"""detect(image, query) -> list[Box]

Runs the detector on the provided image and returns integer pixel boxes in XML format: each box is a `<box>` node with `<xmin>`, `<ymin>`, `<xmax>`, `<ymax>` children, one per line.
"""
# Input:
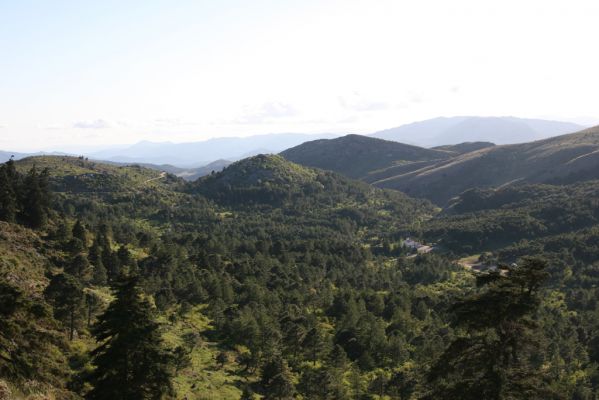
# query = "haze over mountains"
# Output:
<box><xmin>88</xmin><ymin>133</ymin><xmax>340</xmax><ymax>167</ymax></box>
<box><xmin>0</xmin><ymin>116</ymin><xmax>591</xmax><ymax>185</ymax></box>
<box><xmin>370</xmin><ymin>116</ymin><xmax>584</xmax><ymax>147</ymax></box>
<box><xmin>1</xmin><ymin>117</ymin><xmax>586</xmax><ymax>168</ymax></box>
<box><xmin>4</xmin><ymin>121</ymin><xmax>599</xmax><ymax>399</ymax></box>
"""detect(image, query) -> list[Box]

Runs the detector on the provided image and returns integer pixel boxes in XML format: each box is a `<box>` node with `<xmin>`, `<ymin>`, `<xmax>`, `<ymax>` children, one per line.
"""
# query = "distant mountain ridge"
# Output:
<box><xmin>370</xmin><ymin>116</ymin><xmax>584</xmax><ymax>147</ymax></box>
<box><xmin>89</xmin><ymin>133</ymin><xmax>339</xmax><ymax>167</ymax></box>
<box><xmin>0</xmin><ymin>150</ymin><xmax>70</xmax><ymax>163</ymax></box>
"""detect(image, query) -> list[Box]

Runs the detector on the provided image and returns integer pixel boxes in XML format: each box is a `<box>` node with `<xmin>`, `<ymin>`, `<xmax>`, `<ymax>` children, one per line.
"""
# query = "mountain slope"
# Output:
<box><xmin>374</xmin><ymin>126</ymin><xmax>599</xmax><ymax>204</ymax></box>
<box><xmin>432</xmin><ymin>141</ymin><xmax>495</xmax><ymax>155</ymax></box>
<box><xmin>370</xmin><ymin>116</ymin><xmax>584</xmax><ymax>147</ymax></box>
<box><xmin>16</xmin><ymin>156</ymin><xmax>180</xmax><ymax>193</ymax></box>
<box><xmin>423</xmin><ymin>181</ymin><xmax>599</xmax><ymax>252</ymax></box>
<box><xmin>280</xmin><ymin>134</ymin><xmax>450</xmax><ymax>179</ymax></box>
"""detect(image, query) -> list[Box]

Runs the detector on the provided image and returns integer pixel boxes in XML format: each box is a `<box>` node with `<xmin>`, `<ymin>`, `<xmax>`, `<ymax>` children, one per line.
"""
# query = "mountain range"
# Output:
<box><xmin>370</xmin><ymin>116</ymin><xmax>583</xmax><ymax>146</ymax></box>
<box><xmin>281</xmin><ymin>125</ymin><xmax>599</xmax><ymax>205</ymax></box>
<box><xmin>2</xmin><ymin>117</ymin><xmax>586</xmax><ymax>169</ymax></box>
<box><xmin>87</xmin><ymin>133</ymin><xmax>339</xmax><ymax>167</ymax></box>
<box><xmin>4</xmin><ymin>128</ymin><xmax>599</xmax><ymax>398</ymax></box>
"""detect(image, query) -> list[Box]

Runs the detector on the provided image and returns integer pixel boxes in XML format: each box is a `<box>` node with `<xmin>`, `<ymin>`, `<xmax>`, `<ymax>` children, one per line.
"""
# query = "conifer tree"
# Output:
<box><xmin>66</xmin><ymin>253</ymin><xmax>92</xmax><ymax>283</ymax></box>
<box><xmin>102</xmin><ymin>246</ymin><xmax>121</xmax><ymax>280</ymax></box>
<box><xmin>72</xmin><ymin>219</ymin><xmax>87</xmax><ymax>244</ymax></box>
<box><xmin>44</xmin><ymin>273</ymin><xmax>85</xmax><ymax>341</ymax></box>
<box><xmin>423</xmin><ymin>258</ymin><xmax>557</xmax><ymax>400</ymax></box>
<box><xmin>92</xmin><ymin>260</ymin><xmax>108</xmax><ymax>286</ymax></box>
<box><xmin>117</xmin><ymin>244</ymin><xmax>132</xmax><ymax>267</ymax></box>
<box><xmin>0</xmin><ymin>161</ymin><xmax>17</xmax><ymax>222</ymax></box>
<box><xmin>86</xmin><ymin>274</ymin><xmax>174</xmax><ymax>400</ymax></box>
<box><xmin>21</xmin><ymin>165</ymin><xmax>50</xmax><ymax>228</ymax></box>
<box><xmin>0</xmin><ymin>279</ymin><xmax>67</xmax><ymax>385</ymax></box>
<box><xmin>260</xmin><ymin>356</ymin><xmax>296</xmax><ymax>400</ymax></box>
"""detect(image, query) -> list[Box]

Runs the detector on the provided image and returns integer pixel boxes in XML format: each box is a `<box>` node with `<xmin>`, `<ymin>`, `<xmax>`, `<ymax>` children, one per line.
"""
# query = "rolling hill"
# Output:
<box><xmin>374</xmin><ymin>125</ymin><xmax>599</xmax><ymax>205</ymax></box>
<box><xmin>15</xmin><ymin>156</ymin><xmax>180</xmax><ymax>193</ymax></box>
<box><xmin>191</xmin><ymin>153</ymin><xmax>434</xmax><ymax>222</ymax></box>
<box><xmin>280</xmin><ymin>134</ymin><xmax>450</xmax><ymax>179</ymax></box>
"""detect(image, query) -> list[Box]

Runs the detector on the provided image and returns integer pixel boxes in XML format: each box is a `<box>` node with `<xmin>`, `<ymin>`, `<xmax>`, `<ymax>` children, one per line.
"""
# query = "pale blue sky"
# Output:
<box><xmin>1</xmin><ymin>0</ymin><xmax>598</xmax><ymax>151</ymax></box>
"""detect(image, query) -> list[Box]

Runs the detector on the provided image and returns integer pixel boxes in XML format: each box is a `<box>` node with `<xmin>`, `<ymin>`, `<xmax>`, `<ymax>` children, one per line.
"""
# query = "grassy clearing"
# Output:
<box><xmin>161</xmin><ymin>305</ymin><xmax>248</xmax><ymax>400</ymax></box>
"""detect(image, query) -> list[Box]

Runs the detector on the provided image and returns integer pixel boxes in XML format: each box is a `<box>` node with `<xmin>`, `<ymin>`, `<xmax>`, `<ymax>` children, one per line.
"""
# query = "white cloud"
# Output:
<box><xmin>338</xmin><ymin>93</ymin><xmax>389</xmax><ymax>112</ymax></box>
<box><xmin>153</xmin><ymin>118</ymin><xmax>200</xmax><ymax>128</ymax></box>
<box><xmin>234</xmin><ymin>102</ymin><xmax>298</xmax><ymax>124</ymax></box>
<box><xmin>73</xmin><ymin>119</ymin><xmax>111</xmax><ymax>129</ymax></box>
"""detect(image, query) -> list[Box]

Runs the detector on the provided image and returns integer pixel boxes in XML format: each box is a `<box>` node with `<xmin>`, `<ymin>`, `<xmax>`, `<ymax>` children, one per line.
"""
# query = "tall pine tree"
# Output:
<box><xmin>0</xmin><ymin>160</ymin><xmax>18</xmax><ymax>222</ymax></box>
<box><xmin>44</xmin><ymin>273</ymin><xmax>85</xmax><ymax>341</ymax></box>
<box><xmin>86</xmin><ymin>274</ymin><xmax>173</xmax><ymax>400</ymax></box>
<box><xmin>21</xmin><ymin>165</ymin><xmax>50</xmax><ymax>229</ymax></box>
<box><xmin>423</xmin><ymin>258</ymin><xmax>559</xmax><ymax>400</ymax></box>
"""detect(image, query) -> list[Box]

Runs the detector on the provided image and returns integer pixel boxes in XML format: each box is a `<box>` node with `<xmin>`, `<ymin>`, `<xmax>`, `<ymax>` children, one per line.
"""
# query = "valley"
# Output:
<box><xmin>1</xmin><ymin>126</ymin><xmax>599</xmax><ymax>399</ymax></box>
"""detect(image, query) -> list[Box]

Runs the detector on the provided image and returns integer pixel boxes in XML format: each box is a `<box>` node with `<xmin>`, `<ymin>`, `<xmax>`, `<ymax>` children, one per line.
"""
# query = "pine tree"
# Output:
<box><xmin>21</xmin><ymin>165</ymin><xmax>49</xmax><ymax>229</ymax></box>
<box><xmin>66</xmin><ymin>253</ymin><xmax>92</xmax><ymax>283</ymax></box>
<box><xmin>52</xmin><ymin>219</ymin><xmax>72</xmax><ymax>243</ymax></box>
<box><xmin>260</xmin><ymin>356</ymin><xmax>296</xmax><ymax>400</ymax></box>
<box><xmin>0</xmin><ymin>279</ymin><xmax>68</xmax><ymax>385</ymax></box>
<box><xmin>117</xmin><ymin>244</ymin><xmax>132</xmax><ymax>267</ymax></box>
<box><xmin>423</xmin><ymin>258</ymin><xmax>557</xmax><ymax>400</ymax></box>
<box><xmin>89</xmin><ymin>239</ymin><xmax>108</xmax><ymax>286</ymax></box>
<box><xmin>102</xmin><ymin>247</ymin><xmax>121</xmax><ymax>280</ymax></box>
<box><xmin>44</xmin><ymin>273</ymin><xmax>85</xmax><ymax>341</ymax></box>
<box><xmin>86</xmin><ymin>274</ymin><xmax>174</xmax><ymax>400</ymax></box>
<box><xmin>72</xmin><ymin>219</ymin><xmax>87</xmax><ymax>244</ymax></box>
<box><xmin>92</xmin><ymin>260</ymin><xmax>108</xmax><ymax>286</ymax></box>
<box><xmin>0</xmin><ymin>161</ymin><xmax>17</xmax><ymax>222</ymax></box>
<box><xmin>85</xmin><ymin>291</ymin><xmax>103</xmax><ymax>328</ymax></box>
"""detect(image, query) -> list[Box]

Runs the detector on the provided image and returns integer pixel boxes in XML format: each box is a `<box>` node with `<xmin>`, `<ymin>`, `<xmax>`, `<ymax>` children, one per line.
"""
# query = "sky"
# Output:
<box><xmin>1</xmin><ymin>0</ymin><xmax>599</xmax><ymax>152</ymax></box>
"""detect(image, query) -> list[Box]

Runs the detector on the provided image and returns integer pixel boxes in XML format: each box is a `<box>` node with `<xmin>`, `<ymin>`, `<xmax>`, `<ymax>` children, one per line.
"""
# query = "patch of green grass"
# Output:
<box><xmin>161</xmin><ymin>305</ymin><xmax>248</xmax><ymax>400</ymax></box>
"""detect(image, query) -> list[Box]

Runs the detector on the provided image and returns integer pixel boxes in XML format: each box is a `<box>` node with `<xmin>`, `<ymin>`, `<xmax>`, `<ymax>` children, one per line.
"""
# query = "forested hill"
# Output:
<box><xmin>1</xmin><ymin>155</ymin><xmax>598</xmax><ymax>399</ymax></box>
<box><xmin>424</xmin><ymin>180</ymin><xmax>599</xmax><ymax>253</ymax></box>
<box><xmin>0</xmin><ymin>155</ymin><xmax>440</xmax><ymax>398</ymax></box>
<box><xmin>190</xmin><ymin>154</ymin><xmax>434</xmax><ymax>224</ymax></box>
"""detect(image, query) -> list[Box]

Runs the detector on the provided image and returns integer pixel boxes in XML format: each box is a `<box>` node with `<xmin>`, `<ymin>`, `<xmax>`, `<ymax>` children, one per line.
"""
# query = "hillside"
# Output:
<box><xmin>280</xmin><ymin>134</ymin><xmax>449</xmax><ymax>179</ymax></box>
<box><xmin>423</xmin><ymin>181</ymin><xmax>599</xmax><ymax>252</ymax></box>
<box><xmin>191</xmin><ymin>154</ymin><xmax>434</xmax><ymax>228</ymax></box>
<box><xmin>370</xmin><ymin>116</ymin><xmax>584</xmax><ymax>146</ymax></box>
<box><xmin>0</xmin><ymin>222</ymin><xmax>72</xmax><ymax>398</ymax></box>
<box><xmin>432</xmin><ymin>141</ymin><xmax>495</xmax><ymax>155</ymax></box>
<box><xmin>16</xmin><ymin>156</ymin><xmax>180</xmax><ymax>193</ymax></box>
<box><xmin>374</xmin><ymin>126</ymin><xmax>599</xmax><ymax>205</ymax></box>
<box><xmin>1</xmin><ymin>154</ymin><xmax>598</xmax><ymax>397</ymax></box>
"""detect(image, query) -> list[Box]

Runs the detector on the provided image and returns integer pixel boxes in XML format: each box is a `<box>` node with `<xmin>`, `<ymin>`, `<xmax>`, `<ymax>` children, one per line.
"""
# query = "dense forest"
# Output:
<box><xmin>1</xmin><ymin>155</ymin><xmax>598</xmax><ymax>399</ymax></box>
